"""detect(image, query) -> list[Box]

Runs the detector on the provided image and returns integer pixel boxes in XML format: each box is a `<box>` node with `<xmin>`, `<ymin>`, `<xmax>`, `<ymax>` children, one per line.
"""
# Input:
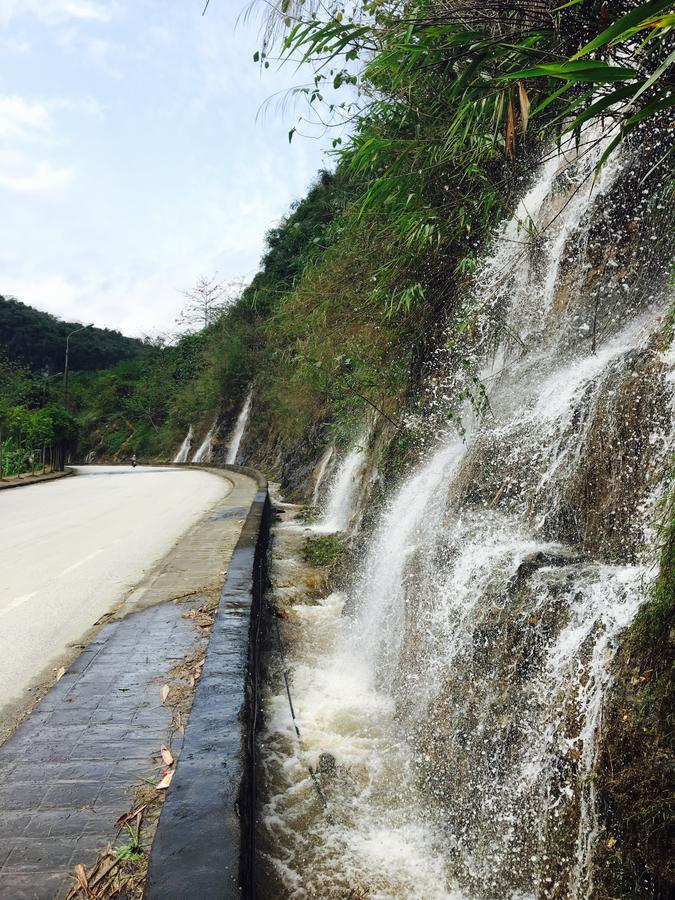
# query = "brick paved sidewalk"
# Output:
<box><xmin>0</xmin><ymin>600</ymin><xmax>199</xmax><ymax>899</ymax></box>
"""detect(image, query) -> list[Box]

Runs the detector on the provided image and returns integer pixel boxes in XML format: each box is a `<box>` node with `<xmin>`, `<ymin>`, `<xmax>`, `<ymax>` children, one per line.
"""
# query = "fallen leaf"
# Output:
<box><xmin>56</xmin><ymin>666</ymin><xmax>66</xmax><ymax>681</ymax></box>
<box><xmin>156</xmin><ymin>768</ymin><xmax>175</xmax><ymax>790</ymax></box>
<box><xmin>115</xmin><ymin>804</ymin><xmax>147</xmax><ymax>828</ymax></box>
<box><xmin>73</xmin><ymin>863</ymin><xmax>89</xmax><ymax>892</ymax></box>
<box><xmin>160</xmin><ymin>683</ymin><xmax>170</xmax><ymax>704</ymax></box>
<box><xmin>160</xmin><ymin>745</ymin><xmax>174</xmax><ymax>766</ymax></box>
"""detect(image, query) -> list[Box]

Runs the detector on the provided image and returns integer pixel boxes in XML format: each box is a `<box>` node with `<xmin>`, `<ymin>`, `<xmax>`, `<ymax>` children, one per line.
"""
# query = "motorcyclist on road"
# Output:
<box><xmin>131</xmin><ymin>453</ymin><xmax>137</xmax><ymax>468</ymax></box>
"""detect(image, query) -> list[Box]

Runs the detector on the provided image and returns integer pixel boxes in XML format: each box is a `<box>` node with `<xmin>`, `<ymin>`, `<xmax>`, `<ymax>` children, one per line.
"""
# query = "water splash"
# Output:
<box><xmin>226</xmin><ymin>389</ymin><xmax>252</xmax><ymax>465</ymax></box>
<box><xmin>172</xmin><ymin>425</ymin><xmax>193</xmax><ymax>463</ymax></box>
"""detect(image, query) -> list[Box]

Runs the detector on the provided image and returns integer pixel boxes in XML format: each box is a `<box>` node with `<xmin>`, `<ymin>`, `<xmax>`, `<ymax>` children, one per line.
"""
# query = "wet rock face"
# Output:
<box><xmin>592</xmin><ymin>510</ymin><xmax>675</xmax><ymax>900</ymax></box>
<box><xmin>545</xmin><ymin>350</ymin><xmax>670</xmax><ymax>560</ymax></box>
<box><xmin>405</xmin><ymin>550</ymin><xmax>589</xmax><ymax>899</ymax></box>
<box><xmin>238</xmin><ymin>414</ymin><xmax>330</xmax><ymax>500</ymax></box>
<box><xmin>448</xmin><ymin>348</ymin><xmax>670</xmax><ymax>565</ymax></box>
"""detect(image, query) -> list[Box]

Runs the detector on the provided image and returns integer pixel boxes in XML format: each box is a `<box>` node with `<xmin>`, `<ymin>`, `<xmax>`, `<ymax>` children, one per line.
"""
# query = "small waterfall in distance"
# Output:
<box><xmin>311</xmin><ymin>445</ymin><xmax>334</xmax><ymax>507</ymax></box>
<box><xmin>192</xmin><ymin>418</ymin><xmax>217</xmax><ymax>464</ymax></box>
<box><xmin>226</xmin><ymin>389</ymin><xmax>252</xmax><ymax>465</ymax></box>
<box><xmin>315</xmin><ymin>438</ymin><xmax>366</xmax><ymax>532</ymax></box>
<box><xmin>172</xmin><ymin>425</ymin><xmax>193</xmax><ymax>464</ymax></box>
<box><xmin>257</xmin><ymin>130</ymin><xmax>674</xmax><ymax>898</ymax></box>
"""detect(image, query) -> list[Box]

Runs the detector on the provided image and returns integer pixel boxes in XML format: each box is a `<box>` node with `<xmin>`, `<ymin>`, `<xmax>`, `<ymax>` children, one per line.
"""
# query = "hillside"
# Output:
<box><xmin>0</xmin><ymin>295</ymin><xmax>146</xmax><ymax>373</ymax></box>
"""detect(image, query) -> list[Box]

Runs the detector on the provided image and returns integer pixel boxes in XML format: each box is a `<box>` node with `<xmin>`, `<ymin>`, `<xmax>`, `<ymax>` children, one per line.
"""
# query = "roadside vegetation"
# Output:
<box><xmin>2</xmin><ymin>2</ymin><xmax>671</xmax><ymax>473</ymax></box>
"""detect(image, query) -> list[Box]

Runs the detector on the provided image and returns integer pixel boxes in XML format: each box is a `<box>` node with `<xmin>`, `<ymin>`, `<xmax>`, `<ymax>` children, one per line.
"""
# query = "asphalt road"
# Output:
<box><xmin>0</xmin><ymin>465</ymin><xmax>230</xmax><ymax>731</ymax></box>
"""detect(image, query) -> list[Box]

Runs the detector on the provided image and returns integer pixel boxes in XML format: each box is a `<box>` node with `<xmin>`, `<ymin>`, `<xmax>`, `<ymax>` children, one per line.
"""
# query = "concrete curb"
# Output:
<box><xmin>0</xmin><ymin>466</ymin><xmax>74</xmax><ymax>490</ymax></box>
<box><xmin>145</xmin><ymin>464</ymin><xmax>270</xmax><ymax>900</ymax></box>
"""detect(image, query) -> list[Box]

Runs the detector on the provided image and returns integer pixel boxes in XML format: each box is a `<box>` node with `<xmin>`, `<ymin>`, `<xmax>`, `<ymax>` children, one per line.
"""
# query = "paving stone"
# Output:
<box><xmin>0</xmin><ymin>871</ymin><xmax>68</xmax><ymax>900</ymax></box>
<box><xmin>23</xmin><ymin>810</ymin><xmax>104</xmax><ymax>837</ymax></box>
<box><xmin>0</xmin><ymin>784</ymin><xmax>46</xmax><ymax>809</ymax></box>
<box><xmin>41</xmin><ymin>781</ymin><xmax>101</xmax><ymax>809</ymax></box>
<box><xmin>0</xmin><ymin>813</ymin><xmax>31</xmax><ymax>838</ymax></box>
<box><xmin>3</xmin><ymin>839</ymin><xmax>75</xmax><ymax>873</ymax></box>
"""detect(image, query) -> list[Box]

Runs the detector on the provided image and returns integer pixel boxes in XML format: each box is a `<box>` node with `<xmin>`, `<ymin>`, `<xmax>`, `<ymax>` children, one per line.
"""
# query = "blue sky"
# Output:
<box><xmin>0</xmin><ymin>0</ymin><xmax>333</xmax><ymax>336</ymax></box>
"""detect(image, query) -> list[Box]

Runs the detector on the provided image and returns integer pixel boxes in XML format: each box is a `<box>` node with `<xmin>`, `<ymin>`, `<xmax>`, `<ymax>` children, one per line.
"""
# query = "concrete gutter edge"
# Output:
<box><xmin>145</xmin><ymin>463</ymin><xmax>270</xmax><ymax>900</ymax></box>
<box><xmin>0</xmin><ymin>466</ymin><xmax>75</xmax><ymax>490</ymax></box>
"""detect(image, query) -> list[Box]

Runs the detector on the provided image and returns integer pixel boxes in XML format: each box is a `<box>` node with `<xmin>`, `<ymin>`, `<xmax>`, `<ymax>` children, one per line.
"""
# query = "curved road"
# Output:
<box><xmin>0</xmin><ymin>465</ymin><xmax>230</xmax><ymax>731</ymax></box>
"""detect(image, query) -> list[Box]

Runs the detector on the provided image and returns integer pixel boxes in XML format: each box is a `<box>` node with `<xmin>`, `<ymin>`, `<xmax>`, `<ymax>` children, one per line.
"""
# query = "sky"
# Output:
<box><xmin>0</xmin><ymin>0</ymin><xmax>334</xmax><ymax>337</ymax></box>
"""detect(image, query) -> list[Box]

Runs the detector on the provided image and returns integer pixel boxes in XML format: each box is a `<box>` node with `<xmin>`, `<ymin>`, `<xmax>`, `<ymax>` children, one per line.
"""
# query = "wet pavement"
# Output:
<box><xmin>0</xmin><ymin>601</ymin><xmax>194</xmax><ymax>899</ymax></box>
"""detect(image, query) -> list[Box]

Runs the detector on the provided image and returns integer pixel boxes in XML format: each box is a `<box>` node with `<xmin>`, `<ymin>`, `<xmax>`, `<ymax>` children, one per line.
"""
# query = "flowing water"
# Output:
<box><xmin>172</xmin><ymin>425</ymin><xmax>193</xmax><ymax>463</ymax></box>
<box><xmin>312</xmin><ymin>445</ymin><xmax>334</xmax><ymax>507</ymax></box>
<box><xmin>226</xmin><ymin>389</ymin><xmax>253</xmax><ymax>464</ymax></box>
<box><xmin>315</xmin><ymin>439</ymin><xmax>367</xmax><ymax>532</ymax></box>
<box><xmin>192</xmin><ymin>418</ymin><xmax>218</xmax><ymax>464</ymax></box>
<box><xmin>257</xmin><ymin>134</ymin><xmax>673</xmax><ymax>899</ymax></box>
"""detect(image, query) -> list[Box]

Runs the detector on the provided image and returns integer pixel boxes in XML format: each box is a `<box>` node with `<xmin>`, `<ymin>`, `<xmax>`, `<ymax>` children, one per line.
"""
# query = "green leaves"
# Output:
<box><xmin>571</xmin><ymin>0</ymin><xmax>675</xmax><ymax>58</ymax></box>
<box><xmin>505</xmin><ymin>60</ymin><xmax>638</xmax><ymax>83</ymax></box>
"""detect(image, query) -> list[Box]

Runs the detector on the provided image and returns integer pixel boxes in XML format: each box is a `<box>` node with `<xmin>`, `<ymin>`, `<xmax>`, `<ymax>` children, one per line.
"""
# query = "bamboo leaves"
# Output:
<box><xmin>571</xmin><ymin>0</ymin><xmax>675</xmax><ymax>57</ymax></box>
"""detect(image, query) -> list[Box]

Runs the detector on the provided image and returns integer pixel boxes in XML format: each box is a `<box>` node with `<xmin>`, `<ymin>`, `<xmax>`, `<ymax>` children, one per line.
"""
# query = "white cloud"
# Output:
<box><xmin>83</xmin><ymin>37</ymin><xmax>124</xmax><ymax>79</ymax></box>
<box><xmin>0</xmin><ymin>96</ymin><xmax>51</xmax><ymax>140</ymax></box>
<box><xmin>0</xmin><ymin>94</ymin><xmax>103</xmax><ymax>140</ymax></box>
<box><xmin>52</xmin><ymin>95</ymin><xmax>104</xmax><ymax>117</ymax></box>
<box><xmin>3</xmin><ymin>268</ymin><xmax>190</xmax><ymax>338</ymax></box>
<box><xmin>0</xmin><ymin>150</ymin><xmax>73</xmax><ymax>194</ymax></box>
<box><xmin>0</xmin><ymin>0</ymin><xmax>113</xmax><ymax>26</ymax></box>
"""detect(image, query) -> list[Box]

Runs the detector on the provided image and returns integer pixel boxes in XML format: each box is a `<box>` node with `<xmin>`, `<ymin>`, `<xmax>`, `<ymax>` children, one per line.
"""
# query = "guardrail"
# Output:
<box><xmin>145</xmin><ymin>463</ymin><xmax>270</xmax><ymax>900</ymax></box>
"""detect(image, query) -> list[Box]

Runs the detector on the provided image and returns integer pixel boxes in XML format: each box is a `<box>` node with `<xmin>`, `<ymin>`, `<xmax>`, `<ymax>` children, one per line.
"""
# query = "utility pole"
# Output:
<box><xmin>63</xmin><ymin>324</ymin><xmax>92</xmax><ymax>412</ymax></box>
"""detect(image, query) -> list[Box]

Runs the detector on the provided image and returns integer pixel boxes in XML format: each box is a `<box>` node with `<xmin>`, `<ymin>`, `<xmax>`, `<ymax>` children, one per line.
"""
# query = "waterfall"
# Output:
<box><xmin>258</xmin><ymin>133</ymin><xmax>673</xmax><ymax>897</ymax></box>
<box><xmin>192</xmin><ymin>418</ymin><xmax>217</xmax><ymax>464</ymax></box>
<box><xmin>316</xmin><ymin>439</ymin><xmax>366</xmax><ymax>532</ymax></box>
<box><xmin>312</xmin><ymin>445</ymin><xmax>334</xmax><ymax>506</ymax></box>
<box><xmin>172</xmin><ymin>425</ymin><xmax>193</xmax><ymax>464</ymax></box>
<box><xmin>225</xmin><ymin>389</ymin><xmax>252</xmax><ymax>465</ymax></box>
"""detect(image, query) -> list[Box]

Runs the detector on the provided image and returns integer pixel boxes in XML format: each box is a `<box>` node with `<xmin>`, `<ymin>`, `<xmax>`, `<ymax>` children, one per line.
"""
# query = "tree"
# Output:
<box><xmin>176</xmin><ymin>276</ymin><xmax>246</xmax><ymax>332</ymax></box>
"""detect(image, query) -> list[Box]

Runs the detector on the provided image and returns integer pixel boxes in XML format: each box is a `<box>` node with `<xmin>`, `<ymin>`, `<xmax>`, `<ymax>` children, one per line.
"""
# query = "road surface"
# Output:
<box><xmin>0</xmin><ymin>465</ymin><xmax>230</xmax><ymax>733</ymax></box>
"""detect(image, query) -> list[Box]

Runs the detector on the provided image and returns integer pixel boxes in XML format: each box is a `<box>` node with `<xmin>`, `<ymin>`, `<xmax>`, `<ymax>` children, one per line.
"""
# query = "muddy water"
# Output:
<box><xmin>257</xmin><ymin>499</ymin><xmax>461</xmax><ymax>899</ymax></box>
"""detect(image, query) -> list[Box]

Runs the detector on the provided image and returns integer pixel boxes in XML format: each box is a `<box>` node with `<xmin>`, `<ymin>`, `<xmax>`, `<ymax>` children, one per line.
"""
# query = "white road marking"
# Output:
<box><xmin>1</xmin><ymin>591</ymin><xmax>38</xmax><ymax>616</ymax></box>
<box><xmin>57</xmin><ymin>549</ymin><xmax>105</xmax><ymax>577</ymax></box>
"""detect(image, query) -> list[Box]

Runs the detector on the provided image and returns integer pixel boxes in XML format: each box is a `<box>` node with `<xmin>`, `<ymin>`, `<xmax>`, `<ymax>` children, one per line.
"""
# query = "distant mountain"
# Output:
<box><xmin>0</xmin><ymin>295</ymin><xmax>146</xmax><ymax>372</ymax></box>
